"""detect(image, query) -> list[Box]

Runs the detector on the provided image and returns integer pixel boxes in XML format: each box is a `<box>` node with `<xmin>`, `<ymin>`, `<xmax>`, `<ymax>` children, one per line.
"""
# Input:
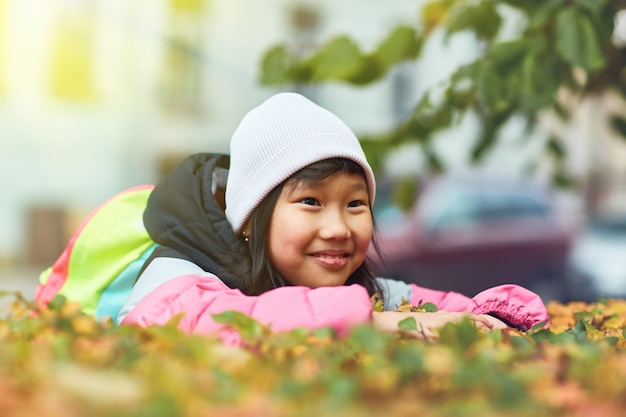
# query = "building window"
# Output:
<box><xmin>160</xmin><ymin>0</ymin><xmax>206</xmax><ymax>115</ymax></box>
<box><xmin>49</xmin><ymin>0</ymin><xmax>96</xmax><ymax>100</ymax></box>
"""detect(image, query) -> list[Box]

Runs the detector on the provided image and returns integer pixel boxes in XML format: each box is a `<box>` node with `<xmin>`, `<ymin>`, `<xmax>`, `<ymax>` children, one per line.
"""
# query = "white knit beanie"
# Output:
<box><xmin>225</xmin><ymin>92</ymin><xmax>376</xmax><ymax>233</ymax></box>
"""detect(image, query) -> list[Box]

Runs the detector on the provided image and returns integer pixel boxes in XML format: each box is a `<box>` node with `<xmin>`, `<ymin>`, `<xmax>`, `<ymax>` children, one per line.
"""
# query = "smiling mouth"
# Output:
<box><xmin>310</xmin><ymin>252</ymin><xmax>350</xmax><ymax>268</ymax></box>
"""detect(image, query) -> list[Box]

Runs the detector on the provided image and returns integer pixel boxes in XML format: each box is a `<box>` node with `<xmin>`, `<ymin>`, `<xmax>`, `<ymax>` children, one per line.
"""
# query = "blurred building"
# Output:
<box><xmin>0</xmin><ymin>0</ymin><xmax>624</xmax><ymax>267</ymax></box>
<box><xmin>0</xmin><ymin>0</ymin><xmax>430</xmax><ymax>266</ymax></box>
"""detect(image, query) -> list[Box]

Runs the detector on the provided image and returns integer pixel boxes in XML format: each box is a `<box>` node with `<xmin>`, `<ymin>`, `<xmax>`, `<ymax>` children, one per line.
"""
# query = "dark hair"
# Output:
<box><xmin>226</xmin><ymin>158</ymin><xmax>382</xmax><ymax>296</ymax></box>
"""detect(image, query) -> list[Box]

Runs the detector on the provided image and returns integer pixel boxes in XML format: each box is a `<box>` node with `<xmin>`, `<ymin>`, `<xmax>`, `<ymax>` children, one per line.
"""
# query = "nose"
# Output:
<box><xmin>318</xmin><ymin>208</ymin><xmax>351</xmax><ymax>240</ymax></box>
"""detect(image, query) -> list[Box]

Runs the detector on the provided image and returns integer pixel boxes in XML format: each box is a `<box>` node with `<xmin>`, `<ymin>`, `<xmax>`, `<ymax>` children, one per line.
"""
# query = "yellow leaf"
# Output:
<box><xmin>422</xmin><ymin>0</ymin><xmax>453</xmax><ymax>34</ymax></box>
<box><xmin>71</xmin><ymin>316</ymin><xmax>98</xmax><ymax>335</ymax></box>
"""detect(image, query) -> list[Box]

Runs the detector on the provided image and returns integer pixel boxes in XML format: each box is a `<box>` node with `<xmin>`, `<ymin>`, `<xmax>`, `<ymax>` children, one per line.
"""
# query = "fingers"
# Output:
<box><xmin>469</xmin><ymin>314</ymin><xmax>494</xmax><ymax>330</ymax></box>
<box><xmin>373</xmin><ymin>311</ymin><xmax>506</xmax><ymax>341</ymax></box>
<box><xmin>417</xmin><ymin>314</ymin><xmax>500</xmax><ymax>339</ymax></box>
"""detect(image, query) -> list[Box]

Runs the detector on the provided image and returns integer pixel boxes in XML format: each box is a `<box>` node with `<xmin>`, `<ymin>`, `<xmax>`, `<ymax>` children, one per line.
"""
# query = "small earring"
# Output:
<box><xmin>243</xmin><ymin>234</ymin><xmax>249</xmax><ymax>243</ymax></box>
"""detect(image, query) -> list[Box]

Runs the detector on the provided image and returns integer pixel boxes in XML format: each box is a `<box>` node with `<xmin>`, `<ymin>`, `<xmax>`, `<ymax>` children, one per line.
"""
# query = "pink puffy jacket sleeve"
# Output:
<box><xmin>410</xmin><ymin>283</ymin><xmax>550</xmax><ymax>330</ymax></box>
<box><xmin>122</xmin><ymin>275</ymin><xmax>373</xmax><ymax>345</ymax></box>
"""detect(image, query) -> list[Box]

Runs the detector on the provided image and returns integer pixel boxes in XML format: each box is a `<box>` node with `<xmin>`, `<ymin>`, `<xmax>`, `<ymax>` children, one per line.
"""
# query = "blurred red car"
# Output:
<box><xmin>371</xmin><ymin>174</ymin><xmax>572</xmax><ymax>301</ymax></box>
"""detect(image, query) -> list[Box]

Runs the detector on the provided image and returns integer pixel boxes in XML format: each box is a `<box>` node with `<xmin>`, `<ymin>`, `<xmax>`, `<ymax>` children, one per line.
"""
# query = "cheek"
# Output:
<box><xmin>267</xmin><ymin>209</ymin><xmax>305</xmax><ymax>264</ymax></box>
<box><xmin>355</xmin><ymin>218</ymin><xmax>373</xmax><ymax>252</ymax></box>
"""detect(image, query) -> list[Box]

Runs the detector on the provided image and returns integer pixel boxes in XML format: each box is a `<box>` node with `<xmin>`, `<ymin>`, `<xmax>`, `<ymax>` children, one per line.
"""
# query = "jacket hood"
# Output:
<box><xmin>143</xmin><ymin>153</ymin><xmax>241</xmax><ymax>287</ymax></box>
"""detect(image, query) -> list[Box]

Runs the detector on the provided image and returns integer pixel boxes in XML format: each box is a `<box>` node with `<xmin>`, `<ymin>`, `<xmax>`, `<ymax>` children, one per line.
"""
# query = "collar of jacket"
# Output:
<box><xmin>142</xmin><ymin>153</ymin><xmax>242</xmax><ymax>288</ymax></box>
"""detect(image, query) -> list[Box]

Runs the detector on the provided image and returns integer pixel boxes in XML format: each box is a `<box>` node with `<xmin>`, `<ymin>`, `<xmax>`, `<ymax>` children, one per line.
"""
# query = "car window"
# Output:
<box><xmin>480</xmin><ymin>194</ymin><xmax>549</xmax><ymax>221</ymax></box>
<box><xmin>589</xmin><ymin>217</ymin><xmax>626</xmax><ymax>236</ymax></box>
<box><xmin>429</xmin><ymin>193</ymin><xmax>548</xmax><ymax>231</ymax></box>
<box><xmin>429</xmin><ymin>195</ymin><xmax>483</xmax><ymax>229</ymax></box>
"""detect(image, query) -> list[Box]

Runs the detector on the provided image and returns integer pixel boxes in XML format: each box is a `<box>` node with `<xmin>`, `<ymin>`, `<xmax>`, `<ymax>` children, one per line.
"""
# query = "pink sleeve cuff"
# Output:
<box><xmin>470</xmin><ymin>284</ymin><xmax>550</xmax><ymax>331</ymax></box>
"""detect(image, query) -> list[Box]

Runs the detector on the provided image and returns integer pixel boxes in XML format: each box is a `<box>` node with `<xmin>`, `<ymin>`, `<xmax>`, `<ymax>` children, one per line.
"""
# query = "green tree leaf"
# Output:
<box><xmin>573</xmin><ymin>0</ymin><xmax>610</xmax><ymax>17</ymax></box>
<box><xmin>610</xmin><ymin>115</ymin><xmax>626</xmax><ymax>141</ymax></box>
<box><xmin>546</xmin><ymin>135</ymin><xmax>566</xmax><ymax>160</ymax></box>
<box><xmin>309</xmin><ymin>36</ymin><xmax>362</xmax><ymax>81</ymax></box>
<box><xmin>502</xmin><ymin>0</ymin><xmax>564</xmax><ymax>14</ymax></box>
<box><xmin>212</xmin><ymin>310</ymin><xmax>267</xmax><ymax>341</ymax></box>
<box><xmin>257</xmin><ymin>0</ymin><xmax>622</xmax><ymax>187</ymax></box>
<box><xmin>48</xmin><ymin>294</ymin><xmax>68</xmax><ymax>311</ymax></box>
<box><xmin>423</xmin><ymin>144</ymin><xmax>445</xmax><ymax>173</ymax></box>
<box><xmin>438</xmin><ymin>318</ymin><xmax>481</xmax><ymax>350</ymax></box>
<box><xmin>259</xmin><ymin>44</ymin><xmax>291</xmax><ymax>85</ymax></box>
<box><xmin>555</xmin><ymin>8</ymin><xmax>607</xmax><ymax>73</ymax></box>
<box><xmin>347</xmin><ymin>55</ymin><xmax>385</xmax><ymax>85</ymax></box>
<box><xmin>445</xmin><ymin>1</ymin><xmax>502</xmax><ymax>40</ymax></box>
<box><xmin>417</xmin><ymin>302</ymin><xmax>439</xmax><ymax>313</ymax></box>
<box><xmin>374</xmin><ymin>25</ymin><xmax>422</xmax><ymax>67</ymax></box>
<box><xmin>477</xmin><ymin>61</ymin><xmax>507</xmax><ymax>111</ymax></box>
<box><xmin>519</xmin><ymin>48</ymin><xmax>561</xmax><ymax>111</ymax></box>
<box><xmin>421</xmin><ymin>0</ymin><xmax>456</xmax><ymax>33</ymax></box>
<box><xmin>488</xmin><ymin>40</ymin><xmax>528</xmax><ymax>70</ymax></box>
<box><xmin>347</xmin><ymin>324</ymin><xmax>390</xmax><ymax>354</ymax></box>
<box><xmin>398</xmin><ymin>316</ymin><xmax>418</xmax><ymax>331</ymax></box>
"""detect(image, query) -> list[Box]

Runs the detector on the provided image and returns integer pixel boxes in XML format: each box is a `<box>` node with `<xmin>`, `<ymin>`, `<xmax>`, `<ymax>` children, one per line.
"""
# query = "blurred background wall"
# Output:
<box><xmin>0</xmin><ymin>0</ymin><xmax>625</xmax><ymax>272</ymax></box>
<box><xmin>0</xmin><ymin>0</ymin><xmax>437</xmax><ymax>266</ymax></box>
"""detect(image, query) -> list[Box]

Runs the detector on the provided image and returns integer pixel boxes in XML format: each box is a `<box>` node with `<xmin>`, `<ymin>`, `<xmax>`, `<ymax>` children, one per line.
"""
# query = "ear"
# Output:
<box><xmin>241</xmin><ymin>222</ymin><xmax>251</xmax><ymax>237</ymax></box>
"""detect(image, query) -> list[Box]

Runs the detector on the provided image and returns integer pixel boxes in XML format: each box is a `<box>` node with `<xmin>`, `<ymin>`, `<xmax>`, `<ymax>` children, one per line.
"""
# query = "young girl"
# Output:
<box><xmin>117</xmin><ymin>92</ymin><xmax>549</xmax><ymax>344</ymax></box>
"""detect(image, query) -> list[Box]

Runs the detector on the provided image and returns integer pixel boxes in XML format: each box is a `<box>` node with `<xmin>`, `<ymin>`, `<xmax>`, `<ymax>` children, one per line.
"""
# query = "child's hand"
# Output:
<box><xmin>475</xmin><ymin>314</ymin><xmax>508</xmax><ymax>330</ymax></box>
<box><xmin>372</xmin><ymin>311</ymin><xmax>506</xmax><ymax>340</ymax></box>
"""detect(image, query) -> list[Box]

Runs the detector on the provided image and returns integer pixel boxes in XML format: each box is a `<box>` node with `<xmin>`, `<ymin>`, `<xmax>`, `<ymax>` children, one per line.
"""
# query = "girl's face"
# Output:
<box><xmin>267</xmin><ymin>171</ymin><xmax>373</xmax><ymax>288</ymax></box>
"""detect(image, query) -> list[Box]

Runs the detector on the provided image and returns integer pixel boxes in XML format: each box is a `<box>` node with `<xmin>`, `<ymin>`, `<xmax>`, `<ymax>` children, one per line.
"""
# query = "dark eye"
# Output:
<box><xmin>348</xmin><ymin>200</ymin><xmax>366</xmax><ymax>208</ymax></box>
<box><xmin>301</xmin><ymin>197</ymin><xmax>319</xmax><ymax>206</ymax></box>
